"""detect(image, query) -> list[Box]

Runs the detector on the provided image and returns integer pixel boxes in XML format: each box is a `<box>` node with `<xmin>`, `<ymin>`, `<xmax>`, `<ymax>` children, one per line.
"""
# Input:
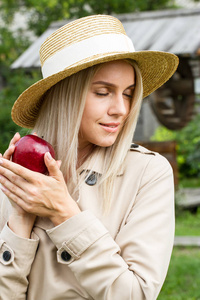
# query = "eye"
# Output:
<box><xmin>94</xmin><ymin>88</ymin><xmax>109</xmax><ymax>97</ymax></box>
<box><xmin>123</xmin><ymin>88</ymin><xmax>134</xmax><ymax>100</ymax></box>
<box><xmin>96</xmin><ymin>92</ymin><xmax>109</xmax><ymax>96</ymax></box>
<box><xmin>123</xmin><ymin>93</ymin><xmax>133</xmax><ymax>99</ymax></box>
<box><xmin>123</xmin><ymin>92</ymin><xmax>134</xmax><ymax>100</ymax></box>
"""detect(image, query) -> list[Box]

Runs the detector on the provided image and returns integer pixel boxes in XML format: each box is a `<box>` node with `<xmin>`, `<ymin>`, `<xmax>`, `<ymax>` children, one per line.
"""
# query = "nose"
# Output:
<box><xmin>107</xmin><ymin>94</ymin><xmax>129</xmax><ymax>117</ymax></box>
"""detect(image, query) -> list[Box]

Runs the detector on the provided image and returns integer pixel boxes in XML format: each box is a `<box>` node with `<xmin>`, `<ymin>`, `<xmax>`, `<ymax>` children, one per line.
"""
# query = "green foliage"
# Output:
<box><xmin>0</xmin><ymin>27</ymin><xmax>30</xmax><ymax>71</ymax></box>
<box><xmin>151</xmin><ymin>112</ymin><xmax>200</xmax><ymax>178</ymax></box>
<box><xmin>0</xmin><ymin>24</ymin><xmax>36</xmax><ymax>153</ymax></box>
<box><xmin>0</xmin><ymin>0</ymin><xmax>176</xmax><ymax>36</ymax></box>
<box><xmin>0</xmin><ymin>70</ymin><xmax>41</xmax><ymax>153</ymax></box>
<box><xmin>0</xmin><ymin>8</ymin><xmax>34</xmax><ymax>144</ymax></box>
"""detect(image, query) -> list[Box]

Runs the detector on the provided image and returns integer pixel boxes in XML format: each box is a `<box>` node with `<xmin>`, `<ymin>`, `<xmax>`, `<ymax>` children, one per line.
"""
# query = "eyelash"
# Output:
<box><xmin>123</xmin><ymin>93</ymin><xmax>133</xmax><ymax>99</ymax></box>
<box><xmin>96</xmin><ymin>92</ymin><xmax>109</xmax><ymax>96</ymax></box>
<box><xmin>96</xmin><ymin>92</ymin><xmax>132</xmax><ymax>98</ymax></box>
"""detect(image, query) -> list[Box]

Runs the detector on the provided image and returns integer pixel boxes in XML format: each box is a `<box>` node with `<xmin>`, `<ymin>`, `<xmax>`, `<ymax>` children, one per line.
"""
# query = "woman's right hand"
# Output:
<box><xmin>1</xmin><ymin>132</ymin><xmax>36</xmax><ymax>238</ymax></box>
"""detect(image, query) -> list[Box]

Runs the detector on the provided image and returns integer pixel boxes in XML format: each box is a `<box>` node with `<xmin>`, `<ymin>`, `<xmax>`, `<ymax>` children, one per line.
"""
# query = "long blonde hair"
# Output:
<box><xmin>33</xmin><ymin>60</ymin><xmax>143</xmax><ymax>211</ymax></box>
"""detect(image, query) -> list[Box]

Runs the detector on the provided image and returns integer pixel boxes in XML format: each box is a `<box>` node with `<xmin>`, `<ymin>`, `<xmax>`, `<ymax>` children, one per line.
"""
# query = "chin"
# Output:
<box><xmin>95</xmin><ymin>138</ymin><xmax>117</xmax><ymax>148</ymax></box>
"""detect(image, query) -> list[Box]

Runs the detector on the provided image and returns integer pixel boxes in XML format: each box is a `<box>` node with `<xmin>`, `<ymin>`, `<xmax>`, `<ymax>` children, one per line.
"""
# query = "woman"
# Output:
<box><xmin>0</xmin><ymin>15</ymin><xmax>178</xmax><ymax>299</ymax></box>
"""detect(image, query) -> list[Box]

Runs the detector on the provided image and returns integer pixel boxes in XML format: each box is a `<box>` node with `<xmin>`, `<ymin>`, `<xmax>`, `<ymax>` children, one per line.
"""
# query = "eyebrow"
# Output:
<box><xmin>92</xmin><ymin>81</ymin><xmax>135</xmax><ymax>89</ymax></box>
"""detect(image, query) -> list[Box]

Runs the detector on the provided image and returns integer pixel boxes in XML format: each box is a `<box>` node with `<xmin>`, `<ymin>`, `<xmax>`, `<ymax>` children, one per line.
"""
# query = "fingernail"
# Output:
<box><xmin>46</xmin><ymin>152</ymin><xmax>52</xmax><ymax>160</ymax></box>
<box><xmin>0</xmin><ymin>159</ymin><xmax>3</xmax><ymax>164</ymax></box>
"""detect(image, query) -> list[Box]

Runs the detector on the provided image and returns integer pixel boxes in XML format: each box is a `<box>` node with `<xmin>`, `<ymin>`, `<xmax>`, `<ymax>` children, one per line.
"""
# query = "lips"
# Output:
<box><xmin>99</xmin><ymin>122</ymin><xmax>120</xmax><ymax>133</ymax></box>
<box><xmin>100</xmin><ymin>122</ymin><xmax>120</xmax><ymax>127</ymax></box>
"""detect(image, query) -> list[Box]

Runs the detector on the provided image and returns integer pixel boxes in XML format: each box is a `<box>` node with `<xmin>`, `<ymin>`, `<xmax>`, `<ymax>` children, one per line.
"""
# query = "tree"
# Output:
<box><xmin>151</xmin><ymin>111</ymin><xmax>200</xmax><ymax>179</ymax></box>
<box><xmin>0</xmin><ymin>0</ymin><xmax>197</xmax><ymax>153</ymax></box>
<box><xmin>0</xmin><ymin>0</ymin><xmax>176</xmax><ymax>35</ymax></box>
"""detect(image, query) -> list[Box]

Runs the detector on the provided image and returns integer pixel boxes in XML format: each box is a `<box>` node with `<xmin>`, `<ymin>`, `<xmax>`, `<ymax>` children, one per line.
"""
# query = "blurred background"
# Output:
<box><xmin>0</xmin><ymin>0</ymin><xmax>200</xmax><ymax>298</ymax></box>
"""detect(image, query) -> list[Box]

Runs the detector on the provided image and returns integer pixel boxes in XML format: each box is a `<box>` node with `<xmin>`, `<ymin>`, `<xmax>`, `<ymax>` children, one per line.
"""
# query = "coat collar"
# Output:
<box><xmin>77</xmin><ymin>148</ymin><xmax>124</xmax><ymax>177</ymax></box>
<box><xmin>78</xmin><ymin>143</ymin><xmax>155</xmax><ymax>176</ymax></box>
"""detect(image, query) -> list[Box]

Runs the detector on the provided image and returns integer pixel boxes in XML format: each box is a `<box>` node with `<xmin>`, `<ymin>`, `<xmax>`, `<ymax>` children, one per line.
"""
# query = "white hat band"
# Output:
<box><xmin>42</xmin><ymin>33</ymin><xmax>135</xmax><ymax>78</ymax></box>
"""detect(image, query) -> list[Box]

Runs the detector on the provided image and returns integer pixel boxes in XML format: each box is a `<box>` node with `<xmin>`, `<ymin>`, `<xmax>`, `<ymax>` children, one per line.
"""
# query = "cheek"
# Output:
<box><xmin>80</xmin><ymin>105</ymin><xmax>96</xmax><ymax>133</ymax></box>
<box><xmin>82</xmin><ymin>106</ymin><xmax>96</xmax><ymax>123</ymax></box>
<box><xmin>82</xmin><ymin>98</ymin><xmax>105</xmax><ymax>121</ymax></box>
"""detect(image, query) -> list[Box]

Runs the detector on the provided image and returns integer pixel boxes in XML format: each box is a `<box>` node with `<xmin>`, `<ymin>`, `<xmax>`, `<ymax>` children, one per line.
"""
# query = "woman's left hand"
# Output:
<box><xmin>0</xmin><ymin>152</ymin><xmax>81</xmax><ymax>226</ymax></box>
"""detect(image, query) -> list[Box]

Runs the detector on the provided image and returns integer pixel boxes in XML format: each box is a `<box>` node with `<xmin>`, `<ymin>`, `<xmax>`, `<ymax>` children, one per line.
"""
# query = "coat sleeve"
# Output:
<box><xmin>47</xmin><ymin>154</ymin><xmax>175</xmax><ymax>300</ymax></box>
<box><xmin>0</xmin><ymin>193</ymin><xmax>39</xmax><ymax>300</ymax></box>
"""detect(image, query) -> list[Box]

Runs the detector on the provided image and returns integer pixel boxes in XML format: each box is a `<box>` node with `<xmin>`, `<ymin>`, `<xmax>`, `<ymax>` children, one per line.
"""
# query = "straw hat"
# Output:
<box><xmin>12</xmin><ymin>14</ymin><xmax>179</xmax><ymax>128</ymax></box>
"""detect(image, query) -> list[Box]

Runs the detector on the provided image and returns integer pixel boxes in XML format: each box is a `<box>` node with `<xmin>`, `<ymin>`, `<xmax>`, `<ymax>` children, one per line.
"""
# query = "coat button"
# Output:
<box><xmin>131</xmin><ymin>143</ymin><xmax>139</xmax><ymax>148</ymax></box>
<box><xmin>61</xmin><ymin>250</ymin><xmax>71</xmax><ymax>262</ymax></box>
<box><xmin>85</xmin><ymin>172</ymin><xmax>97</xmax><ymax>186</ymax></box>
<box><xmin>3</xmin><ymin>250</ymin><xmax>12</xmax><ymax>262</ymax></box>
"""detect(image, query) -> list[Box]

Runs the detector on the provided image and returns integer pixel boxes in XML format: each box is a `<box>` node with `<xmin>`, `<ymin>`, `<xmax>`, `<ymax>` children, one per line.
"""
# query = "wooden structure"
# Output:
<box><xmin>149</xmin><ymin>57</ymin><xmax>195</xmax><ymax>130</ymax></box>
<box><xmin>137</xmin><ymin>141</ymin><xmax>179</xmax><ymax>185</ymax></box>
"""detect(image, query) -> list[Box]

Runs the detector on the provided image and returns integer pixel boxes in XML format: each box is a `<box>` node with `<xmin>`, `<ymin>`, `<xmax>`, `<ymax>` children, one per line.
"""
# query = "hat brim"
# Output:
<box><xmin>11</xmin><ymin>50</ymin><xmax>179</xmax><ymax>128</ymax></box>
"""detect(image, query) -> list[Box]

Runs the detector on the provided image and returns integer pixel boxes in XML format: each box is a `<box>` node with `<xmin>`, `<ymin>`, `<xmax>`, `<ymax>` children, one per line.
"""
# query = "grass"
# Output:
<box><xmin>179</xmin><ymin>178</ymin><xmax>200</xmax><ymax>188</ymax></box>
<box><xmin>158</xmin><ymin>178</ymin><xmax>200</xmax><ymax>298</ymax></box>
<box><xmin>158</xmin><ymin>247</ymin><xmax>200</xmax><ymax>300</ymax></box>
<box><xmin>158</xmin><ymin>184</ymin><xmax>200</xmax><ymax>299</ymax></box>
<box><xmin>175</xmin><ymin>209</ymin><xmax>200</xmax><ymax>236</ymax></box>
<box><xmin>175</xmin><ymin>178</ymin><xmax>200</xmax><ymax>236</ymax></box>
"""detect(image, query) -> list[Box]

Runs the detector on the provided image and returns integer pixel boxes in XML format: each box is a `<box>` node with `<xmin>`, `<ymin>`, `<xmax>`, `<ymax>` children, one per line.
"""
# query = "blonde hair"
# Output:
<box><xmin>33</xmin><ymin>60</ymin><xmax>143</xmax><ymax>212</ymax></box>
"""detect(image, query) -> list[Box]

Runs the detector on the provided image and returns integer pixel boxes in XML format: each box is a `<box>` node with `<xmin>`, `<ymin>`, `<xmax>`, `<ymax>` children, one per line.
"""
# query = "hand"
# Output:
<box><xmin>3</xmin><ymin>132</ymin><xmax>21</xmax><ymax>160</ymax></box>
<box><xmin>0</xmin><ymin>152</ymin><xmax>81</xmax><ymax>227</ymax></box>
<box><xmin>1</xmin><ymin>132</ymin><xmax>36</xmax><ymax>237</ymax></box>
<box><xmin>3</xmin><ymin>132</ymin><xmax>39</xmax><ymax>161</ymax></box>
<box><xmin>1</xmin><ymin>131</ymin><xmax>62</xmax><ymax>219</ymax></box>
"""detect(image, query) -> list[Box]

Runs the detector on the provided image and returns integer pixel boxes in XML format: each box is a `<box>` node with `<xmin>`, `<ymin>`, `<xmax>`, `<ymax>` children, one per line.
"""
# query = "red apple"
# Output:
<box><xmin>12</xmin><ymin>135</ymin><xmax>55</xmax><ymax>174</ymax></box>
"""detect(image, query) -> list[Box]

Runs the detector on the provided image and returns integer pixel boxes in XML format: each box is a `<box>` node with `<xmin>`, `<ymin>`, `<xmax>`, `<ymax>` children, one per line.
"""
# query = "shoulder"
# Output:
<box><xmin>124</xmin><ymin>143</ymin><xmax>173</xmax><ymax>177</ymax></box>
<box><xmin>130</xmin><ymin>143</ymin><xmax>156</xmax><ymax>156</ymax></box>
<box><xmin>126</xmin><ymin>143</ymin><xmax>156</xmax><ymax>164</ymax></box>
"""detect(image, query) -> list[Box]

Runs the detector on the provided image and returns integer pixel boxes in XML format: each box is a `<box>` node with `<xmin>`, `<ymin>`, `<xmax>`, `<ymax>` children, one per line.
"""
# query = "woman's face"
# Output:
<box><xmin>79</xmin><ymin>60</ymin><xmax>135</xmax><ymax>150</ymax></box>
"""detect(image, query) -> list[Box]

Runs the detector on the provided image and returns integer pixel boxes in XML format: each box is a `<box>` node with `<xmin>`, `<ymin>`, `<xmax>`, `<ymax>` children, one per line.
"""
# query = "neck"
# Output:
<box><xmin>77</xmin><ymin>143</ymin><xmax>96</xmax><ymax>169</ymax></box>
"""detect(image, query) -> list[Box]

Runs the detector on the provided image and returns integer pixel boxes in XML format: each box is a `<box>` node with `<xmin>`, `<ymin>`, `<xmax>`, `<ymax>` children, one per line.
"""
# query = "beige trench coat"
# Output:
<box><xmin>0</xmin><ymin>145</ymin><xmax>175</xmax><ymax>300</ymax></box>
